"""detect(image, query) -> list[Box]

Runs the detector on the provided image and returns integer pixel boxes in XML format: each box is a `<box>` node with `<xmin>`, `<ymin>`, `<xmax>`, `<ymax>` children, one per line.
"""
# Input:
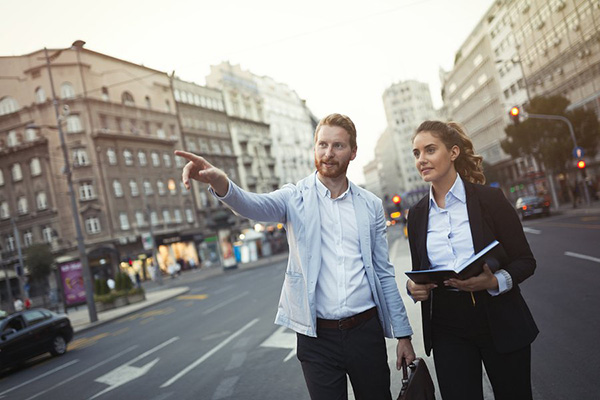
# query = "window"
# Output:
<box><xmin>179</xmin><ymin>181</ymin><xmax>188</xmax><ymax>195</ymax></box>
<box><xmin>150</xmin><ymin>211</ymin><xmax>158</xmax><ymax>225</ymax></box>
<box><xmin>12</xmin><ymin>163</ymin><xmax>23</xmax><ymax>181</ymax></box>
<box><xmin>122</xmin><ymin>91</ymin><xmax>135</xmax><ymax>106</ymax></box>
<box><xmin>36</xmin><ymin>191</ymin><xmax>48</xmax><ymax>210</ymax></box>
<box><xmin>151</xmin><ymin>151</ymin><xmax>160</xmax><ymax>167</ymax></box>
<box><xmin>17</xmin><ymin>196</ymin><xmax>28</xmax><ymax>214</ymax></box>
<box><xmin>35</xmin><ymin>87</ymin><xmax>46</xmax><ymax>103</ymax></box>
<box><xmin>85</xmin><ymin>217</ymin><xmax>101</xmax><ymax>234</ymax></box>
<box><xmin>119</xmin><ymin>212</ymin><xmax>130</xmax><ymax>230</ymax></box>
<box><xmin>143</xmin><ymin>179</ymin><xmax>153</xmax><ymax>195</ymax></box>
<box><xmin>145</xmin><ymin>96</ymin><xmax>152</xmax><ymax>109</ymax></box>
<box><xmin>165</xmin><ymin>100</ymin><xmax>171</xmax><ymax>112</ymax></box>
<box><xmin>163</xmin><ymin>153</ymin><xmax>172</xmax><ymax>167</ymax></box>
<box><xmin>107</xmin><ymin>148</ymin><xmax>117</xmax><ymax>165</ymax></box>
<box><xmin>129</xmin><ymin>179</ymin><xmax>139</xmax><ymax>196</ymax></box>
<box><xmin>101</xmin><ymin>87</ymin><xmax>109</xmax><ymax>101</ymax></box>
<box><xmin>138</xmin><ymin>151</ymin><xmax>147</xmax><ymax>166</ymax></box>
<box><xmin>174</xmin><ymin>209</ymin><xmax>182</xmax><ymax>223</ymax></box>
<box><xmin>23</xmin><ymin>230</ymin><xmax>33</xmax><ymax>247</ymax></box>
<box><xmin>72</xmin><ymin>149</ymin><xmax>89</xmax><ymax>167</ymax></box>
<box><xmin>162</xmin><ymin>209</ymin><xmax>171</xmax><ymax>223</ymax></box>
<box><xmin>211</xmin><ymin>140</ymin><xmax>221</xmax><ymax>154</ymax></box>
<box><xmin>0</xmin><ymin>169</ymin><xmax>4</xmax><ymax>186</ymax></box>
<box><xmin>0</xmin><ymin>201</ymin><xmax>9</xmax><ymax>219</ymax></box>
<box><xmin>42</xmin><ymin>226</ymin><xmax>53</xmax><ymax>243</ymax></box>
<box><xmin>79</xmin><ymin>182</ymin><xmax>95</xmax><ymax>201</ymax></box>
<box><xmin>157</xmin><ymin>180</ymin><xmax>165</xmax><ymax>195</ymax></box>
<box><xmin>185</xmin><ymin>208</ymin><xmax>194</xmax><ymax>224</ymax></box>
<box><xmin>25</xmin><ymin>128</ymin><xmax>37</xmax><ymax>142</ymax></box>
<box><xmin>6</xmin><ymin>235</ymin><xmax>16</xmax><ymax>252</ymax></box>
<box><xmin>168</xmin><ymin>179</ymin><xmax>177</xmax><ymax>195</ymax></box>
<box><xmin>113</xmin><ymin>180</ymin><xmax>123</xmax><ymax>197</ymax></box>
<box><xmin>66</xmin><ymin>115</ymin><xmax>82</xmax><ymax>133</ymax></box>
<box><xmin>7</xmin><ymin>130</ymin><xmax>18</xmax><ymax>147</ymax></box>
<box><xmin>0</xmin><ymin>96</ymin><xmax>19</xmax><ymax>115</ymax></box>
<box><xmin>156</xmin><ymin>128</ymin><xmax>166</xmax><ymax>139</ymax></box>
<box><xmin>175</xmin><ymin>156</ymin><xmax>185</xmax><ymax>168</ymax></box>
<box><xmin>123</xmin><ymin>150</ymin><xmax>134</xmax><ymax>166</ymax></box>
<box><xmin>61</xmin><ymin>82</ymin><xmax>75</xmax><ymax>99</ymax></box>
<box><xmin>135</xmin><ymin>211</ymin><xmax>146</xmax><ymax>227</ymax></box>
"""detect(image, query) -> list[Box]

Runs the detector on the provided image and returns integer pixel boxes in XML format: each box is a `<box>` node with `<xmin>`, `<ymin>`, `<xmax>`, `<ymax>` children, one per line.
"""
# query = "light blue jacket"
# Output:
<box><xmin>212</xmin><ymin>173</ymin><xmax>413</xmax><ymax>338</ymax></box>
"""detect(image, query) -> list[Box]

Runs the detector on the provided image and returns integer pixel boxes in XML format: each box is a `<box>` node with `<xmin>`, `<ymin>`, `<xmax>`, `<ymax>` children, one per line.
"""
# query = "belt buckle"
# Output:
<box><xmin>338</xmin><ymin>316</ymin><xmax>353</xmax><ymax>330</ymax></box>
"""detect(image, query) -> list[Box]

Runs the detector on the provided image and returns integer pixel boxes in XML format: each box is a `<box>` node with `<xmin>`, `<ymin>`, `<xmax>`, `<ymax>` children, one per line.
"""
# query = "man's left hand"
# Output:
<box><xmin>396</xmin><ymin>338</ymin><xmax>416</xmax><ymax>370</ymax></box>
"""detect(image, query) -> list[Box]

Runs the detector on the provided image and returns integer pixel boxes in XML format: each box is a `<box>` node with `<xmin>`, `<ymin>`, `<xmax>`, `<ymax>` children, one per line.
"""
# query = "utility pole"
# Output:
<box><xmin>43</xmin><ymin>47</ymin><xmax>97</xmax><ymax>322</ymax></box>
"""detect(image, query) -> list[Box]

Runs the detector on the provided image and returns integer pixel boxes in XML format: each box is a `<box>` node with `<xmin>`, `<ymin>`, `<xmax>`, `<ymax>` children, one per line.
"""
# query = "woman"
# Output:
<box><xmin>406</xmin><ymin>121</ymin><xmax>538</xmax><ymax>400</ymax></box>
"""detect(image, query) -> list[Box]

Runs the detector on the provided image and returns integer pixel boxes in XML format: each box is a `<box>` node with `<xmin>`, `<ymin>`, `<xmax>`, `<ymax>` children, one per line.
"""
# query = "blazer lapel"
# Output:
<box><xmin>465</xmin><ymin>182</ymin><xmax>486</xmax><ymax>253</ymax></box>
<box><xmin>414</xmin><ymin>196</ymin><xmax>430</xmax><ymax>271</ymax></box>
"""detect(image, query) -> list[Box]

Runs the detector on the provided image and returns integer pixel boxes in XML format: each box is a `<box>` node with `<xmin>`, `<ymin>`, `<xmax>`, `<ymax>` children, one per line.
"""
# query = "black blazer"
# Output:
<box><xmin>407</xmin><ymin>180</ymin><xmax>539</xmax><ymax>355</ymax></box>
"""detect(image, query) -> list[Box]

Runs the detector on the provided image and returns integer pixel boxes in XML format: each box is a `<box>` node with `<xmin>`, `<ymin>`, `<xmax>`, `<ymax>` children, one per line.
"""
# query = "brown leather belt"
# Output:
<box><xmin>317</xmin><ymin>307</ymin><xmax>377</xmax><ymax>330</ymax></box>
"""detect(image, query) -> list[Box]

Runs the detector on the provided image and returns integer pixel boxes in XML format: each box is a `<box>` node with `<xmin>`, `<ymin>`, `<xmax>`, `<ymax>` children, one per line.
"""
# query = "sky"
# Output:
<box><xmin>1</xmin><ymin>0</ymin><xmax>493</xmax><ymax>184</ymax></box>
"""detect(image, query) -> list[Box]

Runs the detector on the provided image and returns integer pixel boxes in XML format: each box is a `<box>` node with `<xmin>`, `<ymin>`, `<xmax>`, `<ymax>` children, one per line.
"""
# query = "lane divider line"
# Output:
<box><xmin>0</xmin><ymin>359</ymin><xmax>80</xmax><ymax>397</ymax></box>
<box><xmin>160</xmin><ymin>318</ymin><xmax>259</xmax><ymax>388</ymax></box>
<box><xmin>202</xmin><ymin>292</ymin><xmax>249</xmax><ymax>316</ymax></box>
<box><xmin>565</xmin><ymin>251</ymin><xmax>600</xmax><ymax>264</ymax></box>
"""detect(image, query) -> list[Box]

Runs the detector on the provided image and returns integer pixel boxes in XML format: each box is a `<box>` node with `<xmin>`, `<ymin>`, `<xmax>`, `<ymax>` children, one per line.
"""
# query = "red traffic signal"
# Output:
<box><xmin>509</xmin><ymin>106</ymin><xmax>520</xmax><ymax>125</ymax></box>
<box><xmin>577</xmin><ymin>160</ymin><xmax>586</xmax><ymax>169</ymax></box>
<box><xmin>392</xmin><ymin>195</ymin><xmax>401</xmax><ymax>205</ymax></box>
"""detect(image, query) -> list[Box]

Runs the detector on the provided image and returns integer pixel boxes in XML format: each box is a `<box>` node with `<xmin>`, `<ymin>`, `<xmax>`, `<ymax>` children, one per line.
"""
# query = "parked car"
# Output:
<box><xmin>0</xmin><ymin>308</ymin><xmax>73</xmax><ymax>370</ymax></box>
<box><xmin>515</xmin><ymin>196</ymin><xmax>551</xmax><ymax>220</ymax></box>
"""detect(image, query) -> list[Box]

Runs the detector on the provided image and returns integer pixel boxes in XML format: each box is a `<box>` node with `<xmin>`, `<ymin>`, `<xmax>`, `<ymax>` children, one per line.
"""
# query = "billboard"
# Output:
<box><xmin>59</xmin><ymin>261</ymin><xmax>87</xmax><ymax>306</ymax></box>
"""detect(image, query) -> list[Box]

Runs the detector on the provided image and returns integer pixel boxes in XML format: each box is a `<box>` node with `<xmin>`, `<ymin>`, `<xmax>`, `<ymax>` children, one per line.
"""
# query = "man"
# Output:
<box><xmin>176</xmin><ymin>113</ymin><xmax>414</xmax><ymax>399</ymax></box>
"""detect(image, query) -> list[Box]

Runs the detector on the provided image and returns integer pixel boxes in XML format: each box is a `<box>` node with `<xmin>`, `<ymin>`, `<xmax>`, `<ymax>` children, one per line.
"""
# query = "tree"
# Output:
<box><xmin>501</xmin><ymin>95</ymin><xmax>599</xmax><ymax>173</ymax></box>
<box><xmin>24</xmin><ymin>243</ymin><xmax>55</xmax><ymax>302</ymax></box>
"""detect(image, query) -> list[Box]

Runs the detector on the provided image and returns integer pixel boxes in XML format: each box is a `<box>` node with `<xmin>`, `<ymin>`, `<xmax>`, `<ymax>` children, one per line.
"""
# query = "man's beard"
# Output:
<box><xmin>315</xmin><ymin>157</ymin><xmax>350</xmax><ymax>179</ymax></box>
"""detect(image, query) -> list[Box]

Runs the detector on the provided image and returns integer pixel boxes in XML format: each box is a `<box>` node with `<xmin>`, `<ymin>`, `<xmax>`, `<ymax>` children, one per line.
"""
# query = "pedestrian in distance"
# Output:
<box><xmin>176</xmin><ymin>113</ymin><xmax>415</xmax><ymax>400</ymax></box>
<box><xmin>24</xmin><ymin>298</ymin><xmax>31</xmax><ymax>309</ymax></box>
<box><xmin>13</xmin><ymin>297</ymin><xmax>24</xmax><ymax>312</ymax></box>
<box><xmin>406</xmin><ymin>121</ymin><xmax>538</xmax><ymax>400</ymax></box>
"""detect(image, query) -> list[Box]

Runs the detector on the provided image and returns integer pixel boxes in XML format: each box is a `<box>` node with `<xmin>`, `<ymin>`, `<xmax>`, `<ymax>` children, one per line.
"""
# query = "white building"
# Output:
<box><xmin>254</xmin><ymin>75</ymin><xmax>315</xmax><ymax>184</ymax></box>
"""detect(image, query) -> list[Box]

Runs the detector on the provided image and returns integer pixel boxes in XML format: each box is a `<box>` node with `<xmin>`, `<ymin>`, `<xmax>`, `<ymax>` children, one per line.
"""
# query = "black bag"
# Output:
<box><xmin>397</xmin><ymin>358</ymin><xmax>435</xmax><ymax>400</ymax></box>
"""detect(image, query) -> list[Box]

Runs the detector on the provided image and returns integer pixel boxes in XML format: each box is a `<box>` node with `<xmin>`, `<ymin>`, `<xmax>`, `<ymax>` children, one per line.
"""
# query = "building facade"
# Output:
<box><xmin>206</xmin><ymin>62</ymin><xmax>276</xmax><ymax>193</ymax></box>
<box><xmin>0</xmin><ymin>43</ymin><xmax>199</xmax><ymax>306</ymax></box>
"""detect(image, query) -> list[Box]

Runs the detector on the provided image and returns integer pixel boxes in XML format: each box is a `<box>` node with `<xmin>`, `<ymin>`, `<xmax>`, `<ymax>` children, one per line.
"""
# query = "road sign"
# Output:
<box><xmin>573</xmin><ymin>146</ymin><xmax>584</xmax><ymax>158</ymax></box>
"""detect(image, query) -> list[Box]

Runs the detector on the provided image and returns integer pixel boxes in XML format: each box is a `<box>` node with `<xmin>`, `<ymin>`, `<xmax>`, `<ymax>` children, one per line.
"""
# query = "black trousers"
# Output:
<box><xmin>432</xmin><ymin>289</ymin><xmax>533</xmax><ymax>400</ymax></box>
<box><xmin>296</xmin><ymin>315</ymin><xmax>392</xmax><ymax>400</ymax></box>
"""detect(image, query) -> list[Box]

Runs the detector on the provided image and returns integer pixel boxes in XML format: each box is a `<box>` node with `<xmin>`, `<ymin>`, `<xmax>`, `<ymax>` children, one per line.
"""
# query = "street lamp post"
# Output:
<box><xmin>43</xmin><ymin>47</ymin><xmax>97</xmax><ymax>322</ymax></box>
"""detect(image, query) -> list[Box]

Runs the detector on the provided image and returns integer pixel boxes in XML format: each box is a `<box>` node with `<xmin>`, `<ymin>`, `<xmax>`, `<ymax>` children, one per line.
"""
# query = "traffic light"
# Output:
<box><xmin>577</xmin><ymin>160</ymin><xmax>586</xmax><ymax>169</ymax></box>
<box><xmin>392</xmin><ymin>195</ymin><xmax>401</xmax><ymax>208</ymax></box>
<box><xmin>509</xmin><ymin>106</ymin><xmax>520</xmax><ymax>125</ymax></box>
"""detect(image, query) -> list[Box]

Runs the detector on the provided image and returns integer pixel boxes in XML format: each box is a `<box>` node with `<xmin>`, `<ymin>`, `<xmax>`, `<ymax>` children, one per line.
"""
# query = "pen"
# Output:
<box><xmin>470</xmin><ymin>292</ymin><xmax>476</xmax><ymax>306</ymax></box>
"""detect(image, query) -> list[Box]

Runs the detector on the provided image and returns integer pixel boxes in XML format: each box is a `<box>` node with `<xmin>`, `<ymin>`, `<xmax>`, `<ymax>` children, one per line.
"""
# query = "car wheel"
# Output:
<box><xmin>50</xmin><ymin>335</ymin><xmax>67</xmax><ymax>356</ymax></box>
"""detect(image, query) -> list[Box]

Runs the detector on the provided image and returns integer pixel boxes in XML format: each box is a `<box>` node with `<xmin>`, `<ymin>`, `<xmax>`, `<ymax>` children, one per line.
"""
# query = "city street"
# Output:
<box><xmin>0</xmin><ymin>208</ymin><xmax>599</xmax><ymax>399</ymax></box>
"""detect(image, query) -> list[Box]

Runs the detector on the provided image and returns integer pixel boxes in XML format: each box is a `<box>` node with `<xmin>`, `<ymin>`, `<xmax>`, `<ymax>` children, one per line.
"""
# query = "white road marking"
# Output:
<box><xmin>0</xmin><ymin>359</ymin><xmax>79</xmax><ymax>397</ymax></box>
<box><xmin>565</xmin><ymin>251</ymin><xmax>600</xmax><ymax>263</ymax></box>
<box><xmin>212</xmin><ymin>376</ymin><xmax>240</xmax><ymax>400</ymax></box>
<box><xmin>89</xmin><ymin>337</ymin><xmax>179</xmax><ymax>399</ymax></box>
<box><xmin>201</xmin><ymin>291</ymin><xmax>249</xmax><ymax>315</ymax></box>
<box><xmin>224</xmin><ymin>352</ymin><xmax>247</xmax><ymax>371</ymax></box>
<box><xmin>523</xmin><ymin>227</ymin><xmax>541</xmax><ymax>234</ymax></box>
<box><xmin>25</xmin><ymin>346</ymin><xmax>138</xmax><ymax>400</ymax></box>
<box><xmin>160</xmin><ymin>318</ymin><xmax>259</xmax><ymax>388</ymax></box>
<box><xmin>260</xmin><ymin>325</ymin><xmax>297</xmax><ymax>362</ymax></box>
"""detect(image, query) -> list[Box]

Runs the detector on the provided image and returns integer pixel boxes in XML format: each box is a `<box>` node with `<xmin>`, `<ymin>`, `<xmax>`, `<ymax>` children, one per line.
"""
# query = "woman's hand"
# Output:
<box><xmin>407</xmin><ymin>279</ymin><xmax>437</xmax><ymax>301</ymax></box>
<box><xmin>445</xmin><ymin>264</ymin><xmax>498</xmax><ymax>292</ymax></box>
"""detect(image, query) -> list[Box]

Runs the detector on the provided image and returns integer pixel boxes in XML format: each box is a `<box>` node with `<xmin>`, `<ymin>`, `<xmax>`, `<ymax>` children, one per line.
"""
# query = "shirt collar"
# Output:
<box><xmin>315</xmin><ymin>172</ymin><xmax>351</xmax><ymax>199</ymax></box>
<box><xmin>429</xmin><ymin>174</ymin><xmax>466</xmax><ymax>208</ymax></box>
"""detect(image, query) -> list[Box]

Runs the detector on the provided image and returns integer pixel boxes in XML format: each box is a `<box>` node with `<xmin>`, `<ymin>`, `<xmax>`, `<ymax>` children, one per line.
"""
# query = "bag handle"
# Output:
<box><xmin>401</xmin><ymin>359</ymin><xmax>416</xmax><ymax>390</ymax></box>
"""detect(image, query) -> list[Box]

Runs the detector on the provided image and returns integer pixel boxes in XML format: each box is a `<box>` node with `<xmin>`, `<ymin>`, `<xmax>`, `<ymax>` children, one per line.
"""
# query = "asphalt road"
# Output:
<box><xmin>520</xmin><ymin>210</ymin><xmax>600</xmax><ymax>400</ymax></box>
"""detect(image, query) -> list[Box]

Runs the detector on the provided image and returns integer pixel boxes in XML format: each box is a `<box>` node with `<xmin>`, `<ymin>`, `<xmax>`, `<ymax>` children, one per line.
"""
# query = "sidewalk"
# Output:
<box><xmin>68</xmin><ymin>251</ymin><xmax>289</xmax><ymax>334</ymax></box>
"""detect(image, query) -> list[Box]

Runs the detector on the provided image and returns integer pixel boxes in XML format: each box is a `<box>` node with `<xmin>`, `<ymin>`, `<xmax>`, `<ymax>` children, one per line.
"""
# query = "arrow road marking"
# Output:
<box><xmin>89</xmin><ymin>337</ymin><xmax>179</xmax><ymax>399</ymax></box>
<box><xmin>565</xmin><ymin>251</ymin><xmax>600</xmax><ymax>264</ymax></box>
<box><xmin>161</xmin><ymin>318</ymin><xmax>259</xmax><ymax>388</ymax></box>
<box><xmin>25</xmin><ymin>346</ymin><xmax>138</xmax><ymax>400</ymax></box>
<box><xmin>260</xmin><ymin>326</ymin><xmax>297</xmax><ymax>362</ymax></box>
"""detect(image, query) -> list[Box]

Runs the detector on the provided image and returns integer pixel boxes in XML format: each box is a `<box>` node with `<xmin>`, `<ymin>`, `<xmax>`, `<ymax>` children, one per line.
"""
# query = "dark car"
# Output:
<box><xmin>0</xmin><ymin>308</ymin><xmax>73</xmax><ymax>369</ymax></box>
<box><xmin>515</xmin><ymin>196</ymin><xmax>551</xmax><ymax>220</ymax></box>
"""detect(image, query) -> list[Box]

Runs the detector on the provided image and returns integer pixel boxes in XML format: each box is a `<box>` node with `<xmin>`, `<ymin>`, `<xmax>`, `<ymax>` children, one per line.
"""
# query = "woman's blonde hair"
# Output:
<box><xmin>414</xmin><ymin>120</ymin><xmax>485</xmax><ymax>184</ymax></box>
